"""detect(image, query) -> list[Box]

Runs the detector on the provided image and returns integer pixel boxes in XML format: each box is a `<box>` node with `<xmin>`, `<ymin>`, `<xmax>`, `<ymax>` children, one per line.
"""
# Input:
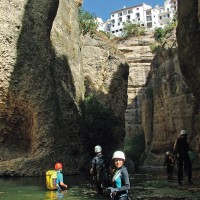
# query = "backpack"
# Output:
<box><xmin>46</xmin><ymin>170</ymin><xmax>57</xmax><ymax>190</ymax></box>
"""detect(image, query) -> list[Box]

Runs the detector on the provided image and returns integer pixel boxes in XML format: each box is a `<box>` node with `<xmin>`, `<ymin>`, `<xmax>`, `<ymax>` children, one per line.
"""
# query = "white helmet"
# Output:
<box><xmin>94</xmin><ymin>145</ymin><xmax>102</xmax><ymax>153</ymax></box>
<box><xmin>181</xmin><ymin>130</ymin><xmax>187</xmax><ymax>136</ymax></box>
<box><xmin>112</xmin><ymin>151</ymin><xmax>125</xmax><ymax>161</ymax></box>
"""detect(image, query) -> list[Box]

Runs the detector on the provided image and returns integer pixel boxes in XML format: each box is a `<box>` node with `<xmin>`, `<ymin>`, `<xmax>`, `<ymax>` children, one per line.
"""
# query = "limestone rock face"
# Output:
<box><xmin>116</xmin><ymin>34</ymin><xmax>155</xmax><ymax>144</ymax></box>
<box><xmin>82</xmin><ymin>33</ymin><xmax>129</xmax><ymax>153</ymax></box>
<box><xmin>177</xmin><ymin>0</ymin><xmax>200</xmax><ymax>156</ymax></box>
<box><xmin>142</xmin><ymin>49</ymin><xmax>195</xmax><ymax>165</ymax></box>
<box><xmin>0</xmin><ymin>0</ymin><xmax>85</xmax><ymax>176</ymax></box>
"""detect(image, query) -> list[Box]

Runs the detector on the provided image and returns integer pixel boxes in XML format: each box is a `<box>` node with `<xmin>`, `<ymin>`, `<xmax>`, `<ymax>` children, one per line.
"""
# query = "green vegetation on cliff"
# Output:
<box><xmin>78</xmin><ymin>8</ymin><xmax>98</xmax><ymax>36</ymax></box>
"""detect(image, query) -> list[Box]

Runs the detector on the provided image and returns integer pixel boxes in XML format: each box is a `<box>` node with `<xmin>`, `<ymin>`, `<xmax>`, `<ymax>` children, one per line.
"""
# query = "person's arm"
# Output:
<box><xmin>57</xmin><ymin>173</ymin><xmax>68</xmax><ymax>189</ymax></box>
<box><xmin>60</xmin><ymin>181</ymin><xmax>68</xmax><ymax>188</ymax></box>
<box><xmin>90</xmin><ymin>157</ymin><xmax>96</xmax><ymax>175</ymax></box>
<box><xmin>116</xmin><ymin>168</ymin><xmax>130</xmax><ymax>192</ymax></box>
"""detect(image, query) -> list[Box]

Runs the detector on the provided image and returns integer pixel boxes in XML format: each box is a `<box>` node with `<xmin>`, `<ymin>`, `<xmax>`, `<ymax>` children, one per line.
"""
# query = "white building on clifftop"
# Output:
<box><xmin>97</xmin><ymin>0</ymin><xmax>177</xmax><ymax>37</ymax></box>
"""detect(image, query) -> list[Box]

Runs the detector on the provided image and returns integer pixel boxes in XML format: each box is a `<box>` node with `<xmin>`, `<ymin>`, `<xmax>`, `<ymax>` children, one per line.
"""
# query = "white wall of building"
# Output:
<box><xmin>97</xmin><ymin>0</ymin><xmax>177</xmax><ymax>37</ymax></box>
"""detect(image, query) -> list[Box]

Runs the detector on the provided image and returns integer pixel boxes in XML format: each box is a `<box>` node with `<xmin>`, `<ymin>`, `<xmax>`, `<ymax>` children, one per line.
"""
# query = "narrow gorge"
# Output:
<box><xmin>0</xmin><ymin>0</ymin><xmax>199</xmax><ymax>176</ymax></box>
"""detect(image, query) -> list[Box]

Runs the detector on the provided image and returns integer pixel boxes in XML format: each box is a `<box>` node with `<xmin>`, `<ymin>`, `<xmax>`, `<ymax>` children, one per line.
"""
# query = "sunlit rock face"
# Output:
<box><xmin>142</xmin><ymin>49</ymin><xmax>195</xmax><ymax>166</ymax></box>
<box><xmin>81</xmin><ymin>33</ymin><xmax>129</xmax><ymax>156</ymax></box>
<box><xmin>177</xmin><ymin>0</ymin><xmax>200</xmax><ymax>159</ymax></box>
<box><xmin>115</xmin><ymin>34</ymin><xmax>155</xmax><ymax>152</ymax></box>
<box><xmin>0</xmin><ymin>0</ymin><xmax>85</xmax><ymax>176</ymax></box>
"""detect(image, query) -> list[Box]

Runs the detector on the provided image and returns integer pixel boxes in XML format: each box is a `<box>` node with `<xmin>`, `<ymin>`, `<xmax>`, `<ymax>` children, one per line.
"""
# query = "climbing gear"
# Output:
<box><xmin>112</xmin><ymin>151</ymin><xmax>125</xmax><ymax>161</ymax></box>
<box><xmin>46</xmin><ymin>170</ymin><xmax>57</xmax><ymax>190</ymax></box>
<box><xmin>95</xmin><ymin>145</ymin><xmax>102</xmax><ymax>153</ymax></box>
<box><xmin>55</xmin><ymin>163</ymin><xmax>63</xmax><ymax>170</ymax></box>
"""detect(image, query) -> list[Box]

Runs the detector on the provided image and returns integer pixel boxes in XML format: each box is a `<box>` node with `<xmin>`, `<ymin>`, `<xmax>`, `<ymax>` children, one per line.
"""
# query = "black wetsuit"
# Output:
<box><xmin>91</xmin><ymin>153</ymin><xmax>110</xmax><ymax>193</ymax></box>
<box><xmin>112</xmin><ymin>166</ymin><xmax>130</xmax><ymax>200</ymax></box>
<box><xmin>174</xmin><ymin>136</ymin><xmax>192</xmax><ymax>184</ymax></box>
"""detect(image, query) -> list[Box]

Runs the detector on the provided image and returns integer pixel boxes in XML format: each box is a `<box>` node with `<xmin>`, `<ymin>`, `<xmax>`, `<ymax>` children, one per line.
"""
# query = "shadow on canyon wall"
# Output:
<box><xmin>0</xmin><ymin>0</ymin><xmax>129</xmax><ymax>175</ymax></box>
<box><xmin>0</xmin><ymin>0</ymin><xmax>85</xmax><ymax>175</ymax></box>
<box><xmin>83</xmin><ymin>62</ymin><xmax>129</xmax><ymax>161</ymax></box>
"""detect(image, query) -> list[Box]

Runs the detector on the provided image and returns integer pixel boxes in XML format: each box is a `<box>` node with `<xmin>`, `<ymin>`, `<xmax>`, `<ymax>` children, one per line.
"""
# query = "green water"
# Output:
<box><xmin>0</xmin><ymin>174</ymin><xmax>103</xmax><ymax>200</ymax></box>
<box><xmin>0</xmin><ymin>168</ymin><xmax>200</xmax><ymax>200</ymax></box>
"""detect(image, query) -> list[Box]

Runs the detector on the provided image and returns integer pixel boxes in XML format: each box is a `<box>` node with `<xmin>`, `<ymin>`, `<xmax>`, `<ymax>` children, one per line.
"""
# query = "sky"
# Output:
<box><xmin>82</xmin><ymin>0</ymin><xmax>164</xmax><ymax>21</ymax></box>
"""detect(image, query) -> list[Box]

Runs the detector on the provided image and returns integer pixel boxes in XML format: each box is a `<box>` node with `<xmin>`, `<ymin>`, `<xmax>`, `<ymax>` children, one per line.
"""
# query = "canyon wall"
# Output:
<box><xmin>177</xmin><ymin>0</ymin><xmax>200</xmax><ymax>155</ymax></box>
<box><xmin>0</xmin><ymin>0</ymin><xmax>85</xmax><ymax>176</ymax></box>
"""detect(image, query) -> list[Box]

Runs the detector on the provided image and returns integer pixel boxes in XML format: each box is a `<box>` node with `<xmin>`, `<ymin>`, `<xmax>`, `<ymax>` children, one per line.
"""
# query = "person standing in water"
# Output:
<box><xmin>54</xmin><ymin>162</ymin><xmax>68</xmax><ymax>190</ymax></box>
<box><xmin>163</xmin><ymin>151</ymin><xmax>175</xmax><ymax>180</ymax></box>
<box><xmin>90</xmin><ymin>145</ymin><xmax>111</xmax><ymax>194</ymax></box>
<box><xmin>107</xmin><ymin>151</ymin><xmax>131</xmax><ymax>200</ymax></box>
<box><xmin>173</xmin><ymin>130</ymin><xmax>193</xmax><ymax>185</ymax></box>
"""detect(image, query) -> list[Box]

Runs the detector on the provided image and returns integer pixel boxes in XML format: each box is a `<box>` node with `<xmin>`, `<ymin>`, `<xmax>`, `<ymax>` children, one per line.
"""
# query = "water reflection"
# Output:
<box><xmin>0</xmin><ymin>169</ymin><xmax>200</xmax><ymax>200</ymax></box>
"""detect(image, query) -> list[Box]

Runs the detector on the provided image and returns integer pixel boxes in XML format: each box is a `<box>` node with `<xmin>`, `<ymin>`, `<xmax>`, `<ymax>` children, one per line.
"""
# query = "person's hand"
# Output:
<box><xmin>107</xmin><ymin>187</ymin><xmax>118</xmax><ymax>194</ymax></box>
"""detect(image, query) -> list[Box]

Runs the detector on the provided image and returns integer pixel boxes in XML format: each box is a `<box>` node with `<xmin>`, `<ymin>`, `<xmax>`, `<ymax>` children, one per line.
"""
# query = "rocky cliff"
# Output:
<box><xmin>177</xmin><ymin>0</ymin><xmax>200</xmax><ymax>155</ymax></box>
<box><xmin>0</xmin><ymin>0</ymin><xmax>86</xmax><ymax>176</ymax></box>
<box><xmin>142</xmin><ymin>48</ymin><xmax>196</xmax><ymax>165</ymax></box>
<box><xmin>0</xmin><ymin>0</ymin><xmax>129</xmax><ymax>176</ymax></box>
<box><xmin>81</xmin><ymin>33</ymin><xmax>129</xmax><ymax>156</ymax></box>
<box><xmin>115</xmin><ymin>34</ymin><xmax>155</xmax><ymax>150</ymax></box>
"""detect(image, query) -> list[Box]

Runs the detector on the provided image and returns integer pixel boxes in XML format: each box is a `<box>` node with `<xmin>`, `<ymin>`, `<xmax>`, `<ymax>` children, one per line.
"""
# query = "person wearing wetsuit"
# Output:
<box><xmin>107</xmin><ymin>151</ymin><xmax>131</xmax><ymax>200</ymax></box>
<box><xmin>90</xmin><ymin>145</ymin><xmax>111</xmax><ymax>194</ymax></box>
<box><xmin>173</xmin><ymin>130</ymin><xmax>193</xmax><ymax>185</ymax></box>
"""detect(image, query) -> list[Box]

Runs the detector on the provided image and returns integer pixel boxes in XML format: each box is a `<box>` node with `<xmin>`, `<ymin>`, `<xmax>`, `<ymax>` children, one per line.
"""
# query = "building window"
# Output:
<box><xmin>147</xmin><ymin>22</ymin><xmax>152</xmax><ymax>28</ymax></box>
<box><xmin>167</xmin><ymin>14</ymin><xmax>170</xmax><ymax>18</ymax></box>
<box><xmin>160</xmin><ymin>16</ymin><xmax>162</xmax><ymax>20</ymax></box>
<box><xmin>118</xmin><ymin>17</ymin><xmax>122</xmax><ymax>22</ymax></box>
<box><xmin>137</xmin><ymin>8</ymin><xmax>139</xmax><ymax>10</ymax></box>
<box><xmin>146</xmin><ymin>16</ymin><xmax>152</xmax><ymax>21</ymax></box>
<box><xmin>128</xmin><ymin>9</ymin><xmax>133</xmax><ymax>14</ymax></box>
<box><xmin>123</xmin><ymin>10</ymin><xmax>127</xmax><ymax>15</ymax></box>
<box><xmin>118</xmin><ymin>12</ymin><xmax>122</xmax><ymax>17</ymax></box>
<box><xmin>136</xmin><ymin>13</ymin><xmax>140</xmax><ymax>18</ymax></box>
<box><xmin>146</xmin><ymin>10</ymin><xmax>151</xmax><ymax>15</ymax></box>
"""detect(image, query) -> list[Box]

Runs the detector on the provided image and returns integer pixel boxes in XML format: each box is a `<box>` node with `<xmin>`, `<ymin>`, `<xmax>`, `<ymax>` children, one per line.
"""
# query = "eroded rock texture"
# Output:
<box><xmin>0</xmin><ymin>0</ymin><xmax>85</xmax><ymax>176</ymax></box>
<box><xmin>0</xmin><ymin>0</ymin><xmax>129</xmax><ymax>176</ymax></box>
<box><xmin>177</xmin><ymin>0</ymin><xmax>200</xmax><ymax>156</ymax></box>
<box><xmin>142</xmin><ymin>49</ymin><xmax>195</xmax><ymax>165</ymax></box>
<box><xmin>82</xmin><ymin>33</ymin><xmax>129</xmax><ymax>156</ymax></box>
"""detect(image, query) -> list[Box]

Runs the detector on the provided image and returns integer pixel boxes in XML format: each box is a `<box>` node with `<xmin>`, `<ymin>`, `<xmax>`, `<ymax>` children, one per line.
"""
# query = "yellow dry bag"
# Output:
<box><xmin>46</xmin><ymin>170</ymin><xmax>57</xmax><ymax>190</ymax></box>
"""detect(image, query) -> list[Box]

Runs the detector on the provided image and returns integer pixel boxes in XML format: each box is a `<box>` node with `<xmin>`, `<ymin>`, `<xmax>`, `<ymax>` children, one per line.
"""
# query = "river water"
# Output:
<box><xmin>0</xmin><ymin>168</ymin><xmax>200</xmax><ymax>200</ymax></box>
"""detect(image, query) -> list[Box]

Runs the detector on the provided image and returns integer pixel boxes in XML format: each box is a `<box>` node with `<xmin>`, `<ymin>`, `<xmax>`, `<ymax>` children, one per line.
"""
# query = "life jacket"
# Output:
<box><xmin>46</xmin><ymin>170</ymin><xmax>57</xmax><ymax>190</ymax></box>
